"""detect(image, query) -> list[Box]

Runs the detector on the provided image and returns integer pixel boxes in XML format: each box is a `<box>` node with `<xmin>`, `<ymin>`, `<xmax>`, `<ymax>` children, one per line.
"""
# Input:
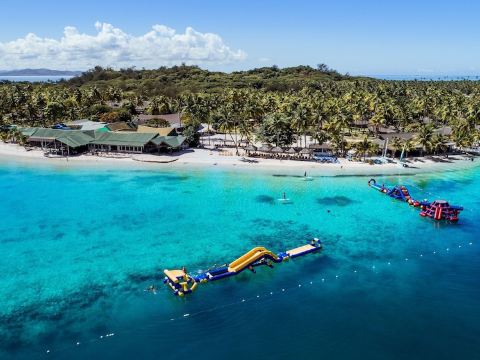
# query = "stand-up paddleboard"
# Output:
<box><xmin>278</xmin><ymin>192</ymin><xmax>291</xmax><ymax>203</ymax></box>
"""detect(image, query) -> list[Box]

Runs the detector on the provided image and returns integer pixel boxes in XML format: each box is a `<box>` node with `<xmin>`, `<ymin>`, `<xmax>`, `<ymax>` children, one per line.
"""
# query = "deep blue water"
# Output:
<box><xmin>1</xmin><ymin>160</ymin><xmax>480</xmax><ymax>359</ymax></box>
<box><xmin>0</xmin><ymin>76</ymin><xmax>74</xmax><ymax>82</ymax></box>
<box><xmin>368</xmin><ymin>74</ymin><xmax>480</xmax><ymax>81</ymax></box>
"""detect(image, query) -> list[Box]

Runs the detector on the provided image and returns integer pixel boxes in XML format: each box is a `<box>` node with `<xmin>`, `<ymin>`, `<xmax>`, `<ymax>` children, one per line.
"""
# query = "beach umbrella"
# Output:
<box><xmin>270</xmin><ymin>146</ymin><xmax>284</xmax><ymax>153</ymax></box>
<box><xmin>300</xmin><ymin>148</ymin><xmax>313</xmax><ymax>154</ymax></box>
<box><xmin>244</xmin><ymin>144</ymin><xmax>257</xmax><ymax>152</ymax></box>
<box><xmin>286</xmin><ymin>147</ymin><xmax>298</xmax><ymax>154</ymax></box>
<box><xmin>258</xmin><ymin>145</ymin><xmax>272</xmax><ymax>153</ymax></box>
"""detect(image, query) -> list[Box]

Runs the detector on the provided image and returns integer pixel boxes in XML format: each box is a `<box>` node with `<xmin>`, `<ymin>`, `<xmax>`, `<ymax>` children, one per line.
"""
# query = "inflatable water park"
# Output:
<box><xmin>368</xmin><ymin>179</ymin><xmax>463</xmax><ymax>221</ymax></box>
<box><xmin>163</xmin><ymin>239</ymin><xmax>322</xmax><ymax>296</ymax></box>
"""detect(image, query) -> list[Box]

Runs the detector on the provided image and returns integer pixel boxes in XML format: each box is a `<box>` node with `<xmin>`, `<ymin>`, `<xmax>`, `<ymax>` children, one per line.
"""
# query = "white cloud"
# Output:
<box><xmin>0</xmin><ymin>22</ymin><xmax>247</xmax><ymax>70</ymax></box>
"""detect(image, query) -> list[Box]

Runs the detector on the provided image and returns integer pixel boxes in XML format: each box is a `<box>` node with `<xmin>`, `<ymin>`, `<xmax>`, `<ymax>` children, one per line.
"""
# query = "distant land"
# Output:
<box><xmin>0</xmin><ymin>68</ymin><xmax>82</xmax><ymax>76</ymax></box>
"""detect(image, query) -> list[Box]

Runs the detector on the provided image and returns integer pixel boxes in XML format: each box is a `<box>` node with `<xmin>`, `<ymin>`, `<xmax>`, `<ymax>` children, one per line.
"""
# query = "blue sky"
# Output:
<box><xmin>0</xmin><ymin>0</ymin><xmax>478</xmax><ymax>75</ymax></box>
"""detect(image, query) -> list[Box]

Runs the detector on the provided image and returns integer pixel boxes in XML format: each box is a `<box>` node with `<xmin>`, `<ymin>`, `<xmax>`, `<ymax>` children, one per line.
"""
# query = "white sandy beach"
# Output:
<box><xmin>0</xmin><ymin>142</ymin><xmax>478</xmax><ymax>176</ymax></box>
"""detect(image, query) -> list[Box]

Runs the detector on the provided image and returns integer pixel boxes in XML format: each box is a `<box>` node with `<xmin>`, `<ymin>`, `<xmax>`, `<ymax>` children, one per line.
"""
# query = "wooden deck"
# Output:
<box><xmin>286</xmin><ymin>244</ymin><xmax>316</xmax><ymax>257</ymax></box>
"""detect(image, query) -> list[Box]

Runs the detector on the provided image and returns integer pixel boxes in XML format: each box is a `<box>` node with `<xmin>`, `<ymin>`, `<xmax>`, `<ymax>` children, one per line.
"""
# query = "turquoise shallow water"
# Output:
<box><xmin>1</xmin><ymin>160</ymin><xmax>480</xmax><ymax>359</ymax></box>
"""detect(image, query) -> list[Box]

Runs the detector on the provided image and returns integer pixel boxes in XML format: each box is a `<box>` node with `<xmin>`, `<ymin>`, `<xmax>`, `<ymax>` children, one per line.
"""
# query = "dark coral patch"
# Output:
<box><xmin>255</xmin><ymin>195</ymin><xmax>275</xmax><ymax>204</ymax></box>
<box><xmin>316</xmin><ymin>196</ymin><xmax>356</xmax><ymax>207</ymax></box>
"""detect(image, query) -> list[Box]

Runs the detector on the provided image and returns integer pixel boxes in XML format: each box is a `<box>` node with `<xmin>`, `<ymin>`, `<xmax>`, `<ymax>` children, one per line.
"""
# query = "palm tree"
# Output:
<box><xmin>432</xmin><ymin>134</ymin><xmax>448</xmax><ymax>155</ymax></box>
<box><xmin>355</xmin><ymin>136</ymin><xmax>374</xmax><ymax>161</ymax></box>
<box><xmin>391</xmin><ymin>136</ymin><xmax>403</xmax><ymax>158</ymax></box>
<box><xmin>292</xmin><ymin>104</ymin><xmax>312</xmax><ymax>148</ymax></box>
<box><xmin>415</xmin><ymin>124</ymin><xmax>434</xmax><ymax>156</ymax></box>
<box><xmin>369</xmin><ymin>110</ymin><xmax>385</xmax><ymax>137</ymax></box>
<box><xmin>403</xmin><ymin>139</ymin><xmax>415</xmax><ymax>159</ymax></box>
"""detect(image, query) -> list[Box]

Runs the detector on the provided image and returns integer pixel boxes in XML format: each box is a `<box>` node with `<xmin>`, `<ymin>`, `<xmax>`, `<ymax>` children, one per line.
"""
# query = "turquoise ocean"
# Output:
<box><xmin>1</xmin><ymin>159</ymin><xmax>480</xmax><ymax>359</ymax></box>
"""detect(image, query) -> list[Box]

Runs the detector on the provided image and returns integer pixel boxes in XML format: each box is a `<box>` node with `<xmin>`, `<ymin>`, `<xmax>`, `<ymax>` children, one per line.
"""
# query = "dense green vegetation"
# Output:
<box><xmin>1</xmin><ymin>64</ymin><xmax>480</xmax><ymax>155</ymax></box>
<box><xmin>67</xmin><ymin>64</ymin><xmax>348</xmax><ymax>95</ymax></box>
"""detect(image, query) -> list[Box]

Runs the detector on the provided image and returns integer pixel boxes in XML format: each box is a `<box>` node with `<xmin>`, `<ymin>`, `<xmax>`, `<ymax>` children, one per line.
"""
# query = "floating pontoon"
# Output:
<box><xmin>163</xmin><ymin>239</ymin><xmax>322</xmax><ymax>296</ymax></box>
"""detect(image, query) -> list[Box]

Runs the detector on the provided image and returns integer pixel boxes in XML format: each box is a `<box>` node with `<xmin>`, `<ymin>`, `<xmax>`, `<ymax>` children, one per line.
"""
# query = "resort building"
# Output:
<box><xmin>25</xmin><ymin>128</ymin><xmax>95</xmax><ymax>155</ymax></box>
<box><xmin>66</xmin><ymin>119</ymin><xmax>108</xmax><ymax>131</ymax></box>
<box><xmin>136</xmin><ymin>125</ymin><xmax>178</xmax><ymax>136</ymax></box>
<box><xmin>89</xmin><ymin>131</ymin><xmax>186</xmax><ymax>154</ymax></box>
<box><xmin>89</xmin><ymin>132</ymin><xmax>158</xmax><ymax>153</ymax></box>
<box><xmin>20</xmin><ymin>127</ymin><xmax>187</xmax><ymax>156</ymax></box>
<box><xmin>135</xmin><ymin>113</ymin><xmax>183</xmax><ymax>129</ymax></box>
<box><xmin>106</xmin><ymin>121</ymin><xmax>136</xmax><ymax>132</ymax></box>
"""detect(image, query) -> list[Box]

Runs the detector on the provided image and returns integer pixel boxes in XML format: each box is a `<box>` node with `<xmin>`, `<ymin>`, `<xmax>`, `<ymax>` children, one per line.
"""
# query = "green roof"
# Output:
<box><xmin>28</xmin><ymin>128</ymin><xmax>95</xmax><ymax>148</ymax></box>
<box><xmin>151</xmin><ymin>135</ymin><xmax>186</xmax><ymax>148</ymax></box>
<box><xmin>25</xmin><ymin>127</ymin><xmax>185</xmax><ymax>149</ymax></box>
<box><xmin>20</xmin><ymin>127</ymin><xmax>38</xmax><ymax>137</ymax></box>
<box><xmin>90</xmin><ymin>132</ymin><xmax>157</xmax><ymax>147</ymax></box>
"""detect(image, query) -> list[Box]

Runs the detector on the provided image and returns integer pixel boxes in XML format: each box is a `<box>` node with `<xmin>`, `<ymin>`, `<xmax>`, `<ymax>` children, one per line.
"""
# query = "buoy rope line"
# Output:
<box><xmin>43</xmin><ymin>240</ymin><xmax>476</xmax><ymax>356</ymax></box>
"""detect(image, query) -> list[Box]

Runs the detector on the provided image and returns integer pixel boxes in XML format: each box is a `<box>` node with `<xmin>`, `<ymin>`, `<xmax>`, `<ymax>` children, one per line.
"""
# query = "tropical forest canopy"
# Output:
<box><xmin>1</xmin><ymin>64</ymin><xmax>480</xmax><ymax>153</ymax></box>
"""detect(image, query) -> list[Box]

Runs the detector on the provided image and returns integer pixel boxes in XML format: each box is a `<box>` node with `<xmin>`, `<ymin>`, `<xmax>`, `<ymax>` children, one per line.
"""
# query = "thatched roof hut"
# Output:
<box><xmin>257</xmin><ymin>145</ymin><xmax>272</xmax><ymax>153</ymax></box>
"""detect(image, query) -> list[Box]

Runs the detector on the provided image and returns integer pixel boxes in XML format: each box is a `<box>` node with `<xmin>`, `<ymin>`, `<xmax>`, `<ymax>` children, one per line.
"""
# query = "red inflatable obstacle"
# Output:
<box><xmin>369</xmin><ymin>179</ymin><xmax>464</xmax><ymax>222</ymax></box>
<box><xmin>420</xmin><ymin>200</ymin><xmax>463</xmax><ymax>222</ymax></box>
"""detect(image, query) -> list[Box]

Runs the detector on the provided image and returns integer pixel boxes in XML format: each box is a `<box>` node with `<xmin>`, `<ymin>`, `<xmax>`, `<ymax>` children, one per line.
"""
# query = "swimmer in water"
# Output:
<box><xmin>283</xmin><ymin>192</ymin><xmax>286</xmax><ymax>200</ymax></box>
<box><xmin>304</xmin><ymin>171</ymin><xmax>307</xmax><ymax>177</ymax></box>
<box><xmin>146</xmin><ymin>284</ymin><xmax>157</xmax><ymax>294</ymax></box>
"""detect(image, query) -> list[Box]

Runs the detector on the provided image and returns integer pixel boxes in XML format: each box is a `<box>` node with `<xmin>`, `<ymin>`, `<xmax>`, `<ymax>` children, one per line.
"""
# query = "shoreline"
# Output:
<box><xmin>0</xmin><ymin>142</ymin><xmax>478</xmax><ymax>176</ymax></box>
